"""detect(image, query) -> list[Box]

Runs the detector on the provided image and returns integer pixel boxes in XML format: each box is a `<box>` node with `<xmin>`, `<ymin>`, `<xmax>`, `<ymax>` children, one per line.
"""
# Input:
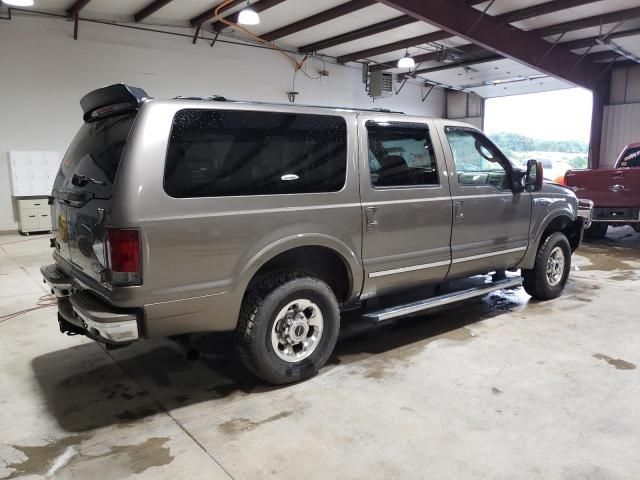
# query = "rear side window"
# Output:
<box><xmin>366</xmin><ymin>121</ymin><xmax>439</xmax><ymax>188</ymax></box>
<box><xmin>164</xmin><ymin>109</ymin><xmax>347</xmax><ymax>197</ymax></box>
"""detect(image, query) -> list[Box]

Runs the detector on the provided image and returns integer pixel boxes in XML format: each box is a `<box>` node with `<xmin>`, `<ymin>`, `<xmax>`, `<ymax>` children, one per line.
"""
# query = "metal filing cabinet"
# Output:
<box><xmin>17</xmin><ymin>197</ymin><xmax>52</xmax><ymax>234</ymax></box>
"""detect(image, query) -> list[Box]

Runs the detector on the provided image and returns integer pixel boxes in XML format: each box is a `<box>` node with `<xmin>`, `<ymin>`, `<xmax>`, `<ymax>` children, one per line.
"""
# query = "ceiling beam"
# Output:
<box><xmin>260</xmin><ymin>0</ymin><xmax>374</xmax><ymax>41</ymax></box>
<box><xmin>370</xmin><ymin>43</ymin><xmax>488</xmax><ymax>72</ymax></box>
<box><xmin>376</xmin><ymin>0</ymin><xmax>601</xmax><ymax>89</ymax></box>
<box><xmin>338</xmin><ymin>0</ymin><xmax>599</xmax><ymax>65</ymax></box>
<box><xmin>405</xmin><ymin>54</ymin><xmax>502</xmax><ymax>77</ymax></box>
<box><xmin>134</xmin><ymin>0</ymin><xmax>174</xmax><ymax>22</ymax></box>
<box><xmin>493</xmin><ymin>0</ymin><xmax>599</xmax><ymax>24</ymax></box>
<box><xmin>190</xmin><ymin>0</ymin><xmax>244</xmax><ymax>26</ymax></box>
<box><xmin>211</xmin><ymin>0</ymin><xmax>287</xmax><ymax>31</ymax></box>
<box><xmin>562</xmin><ymin>27</ymin><xmax>640</xmax><ymax>50</ymax></box>
<box><xmin>588</xmin><ymin>50</ymin><xmax>624</xmax><ymax>63</ymax></box>
<box><xmin>534</xmin><ymin>6</ymin><xmax>640</xmax><ymax>37</ymax></box>
<box><xmin>300</xmin><ymin>15</ymin><xmax>416</xmax><ymax>53</ymax></box>
<box><xmin>337</xmin><ymin>30</ymin><xmax>452</xmax><ymax>63</ymax></box>
<box><xmin>67</xmin><ymin>0</ymin><xmax>92</xmax><ymax>16</ymax></box>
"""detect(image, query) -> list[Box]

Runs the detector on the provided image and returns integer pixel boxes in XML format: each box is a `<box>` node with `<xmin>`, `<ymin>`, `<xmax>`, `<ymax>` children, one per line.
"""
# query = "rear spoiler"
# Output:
<box><xmin>80</xmin><ymin>84</ymin><xmax>149</xmax><ymax>122</ymax></box>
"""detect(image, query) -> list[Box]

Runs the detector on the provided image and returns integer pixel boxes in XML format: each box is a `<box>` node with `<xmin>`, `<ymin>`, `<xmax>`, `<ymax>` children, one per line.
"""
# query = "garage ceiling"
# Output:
<box><xmin>5</xmin><ymin>0</ymin><xmax>640</xmax><ymax>97</ymax></box>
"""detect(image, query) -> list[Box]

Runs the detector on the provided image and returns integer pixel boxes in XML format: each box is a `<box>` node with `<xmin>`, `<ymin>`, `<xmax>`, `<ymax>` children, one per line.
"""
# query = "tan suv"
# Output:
<box><xmin>42</xmin><ymin>84</ymin><xmax>591</xmax><ymax>384</ymax></box>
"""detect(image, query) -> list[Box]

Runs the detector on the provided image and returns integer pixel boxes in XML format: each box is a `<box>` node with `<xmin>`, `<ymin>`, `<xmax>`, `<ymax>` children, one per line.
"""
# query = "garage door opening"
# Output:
<box><xmin>484</xmin><ymin>88</ymin><xmax>593</xmax><ymax>180</ymax></box>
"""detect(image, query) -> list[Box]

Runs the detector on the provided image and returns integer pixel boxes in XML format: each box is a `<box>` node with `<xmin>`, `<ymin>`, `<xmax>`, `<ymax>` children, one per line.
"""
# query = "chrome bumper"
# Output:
<box><xmin>70</xmin><ymin>291</ymin><xmax>139</xmax><ymax>343</ymax></box>
<box><xmin>41</xmin><ymin>263</ymin><xmax>140</xmax><ymax>344</ymax></box>
<box><xmin>41</xmin><ymin>263</ymin><xmax>74</xmax><ymax>298</ymax></box>
<box><xmin>577</xmin><ymin>199</ymin><xmax>594</xmax><ymax>229</ymax></box>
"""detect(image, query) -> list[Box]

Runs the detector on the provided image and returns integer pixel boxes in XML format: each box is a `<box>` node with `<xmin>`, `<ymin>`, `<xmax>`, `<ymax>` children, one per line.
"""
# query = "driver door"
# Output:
<box><xmin>435</xmin><ymin>123</ymin><xmax>531</xmax><ymax>279</ymax></box>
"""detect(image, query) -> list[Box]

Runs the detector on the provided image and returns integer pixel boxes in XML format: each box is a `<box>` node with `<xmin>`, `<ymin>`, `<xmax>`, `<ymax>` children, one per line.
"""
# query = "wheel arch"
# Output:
<box><xmin>517</xmin><ymin>211</ymin><xmax>581</xmax><ymax>270</ymax></box>
<box><xmin>235</xmin><ymin>234</ymin><xmax>363</xmax><ymax>306</ymax></box>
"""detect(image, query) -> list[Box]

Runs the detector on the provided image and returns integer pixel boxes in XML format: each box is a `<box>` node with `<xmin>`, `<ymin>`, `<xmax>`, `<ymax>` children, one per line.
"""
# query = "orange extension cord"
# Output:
<box><xmin>213</xmin><ymin>0</ymin><xmax>312</xmax><ymax>74</ymax></box>
<box><xmin>0</xmin><ymin>294</ymin><xmax>57</xmax><ymax>323</ymax></box>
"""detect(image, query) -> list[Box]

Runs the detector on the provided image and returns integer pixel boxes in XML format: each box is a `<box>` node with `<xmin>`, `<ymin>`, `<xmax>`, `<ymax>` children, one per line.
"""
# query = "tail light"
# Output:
<box><xmin>555</xmin><ymin>174</ymin><xmax>567</xmax><ymax>185</ymax></box>
<box><xmin>106</xmin><ymin>228</ymin><xmax>142</xmax><ymax>285</ymax></box>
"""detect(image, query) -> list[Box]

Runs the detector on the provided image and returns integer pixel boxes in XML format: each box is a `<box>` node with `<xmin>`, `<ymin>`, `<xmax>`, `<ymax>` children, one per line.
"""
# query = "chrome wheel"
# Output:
<box><xmin>546</xmin><ymin>246</ymin><xmax>565</xmax><ymax>287</ymax></box>
<box><xmin>271</xmin><ymin>299</ymin><xmax>324</xmax><ymax>363</ymax></box>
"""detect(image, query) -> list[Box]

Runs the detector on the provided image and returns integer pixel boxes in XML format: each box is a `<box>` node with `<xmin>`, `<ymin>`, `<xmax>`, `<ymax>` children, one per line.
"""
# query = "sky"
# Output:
<box><xmin>484</xmin><ymin>88</ymin><xmax>593</xmax><ymax>142</ymax></box>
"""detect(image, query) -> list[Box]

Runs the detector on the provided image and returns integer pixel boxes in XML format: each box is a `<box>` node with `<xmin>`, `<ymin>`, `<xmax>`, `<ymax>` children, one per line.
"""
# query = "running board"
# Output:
<box><xmin>363</xmin><ymin>276</ymin><xmax>523</xmax><ymax>323</ymax></box>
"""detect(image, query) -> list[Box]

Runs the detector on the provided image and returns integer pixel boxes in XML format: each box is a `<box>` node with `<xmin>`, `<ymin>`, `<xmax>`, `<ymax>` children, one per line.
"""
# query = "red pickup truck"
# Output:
<box><xmin>565</xmin><ymin>142</ymin><xmax>640</xmax><ymax>239</ymax></box>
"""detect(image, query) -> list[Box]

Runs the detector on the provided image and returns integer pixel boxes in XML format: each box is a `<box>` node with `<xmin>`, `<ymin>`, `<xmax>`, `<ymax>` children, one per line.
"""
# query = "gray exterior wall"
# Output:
<box><xmin>599</xmin><ymin>65</ymin><xmax>640</xmax><ymax>168</ymax></box>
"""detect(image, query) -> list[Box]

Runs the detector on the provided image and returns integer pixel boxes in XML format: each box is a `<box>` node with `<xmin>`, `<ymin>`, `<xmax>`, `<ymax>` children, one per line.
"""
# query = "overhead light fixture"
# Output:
<box><xmin>397</xmin><ymin>50</ymin><xmax>415</xmax><ymax>70</ymax></box>
<box><xmin>238</xmin><ymin>2</ymin><xmax>260</xmax><ymax>25</ymax></box>
<box><xmin>2</xmin><ymin>0</ymin><xmax>34</xmax><ymax>6</ymax></box>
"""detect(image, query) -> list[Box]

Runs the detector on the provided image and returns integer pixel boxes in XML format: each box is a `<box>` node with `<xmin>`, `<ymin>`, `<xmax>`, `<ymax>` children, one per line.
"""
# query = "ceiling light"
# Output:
<box><xmin>397</xmin><ymin>50</ymin><xmax>415</xmax><ymax>70</ymax></box>
<box><xmin>238</xmin><ymin>3</ymin><xmax>260</xmax><ymax>25</ymax></box>
<box><xmin>2</xmin><ymin>0</ymin><xmax>34</xmax><ymax>6</ymax></box>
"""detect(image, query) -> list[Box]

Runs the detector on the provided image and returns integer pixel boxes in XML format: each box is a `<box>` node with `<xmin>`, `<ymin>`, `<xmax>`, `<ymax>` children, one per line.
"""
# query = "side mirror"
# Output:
<box><xmin>525</xmin><ymin>159</ymin><xmax>544</xmax><ymax>192</ymax></box>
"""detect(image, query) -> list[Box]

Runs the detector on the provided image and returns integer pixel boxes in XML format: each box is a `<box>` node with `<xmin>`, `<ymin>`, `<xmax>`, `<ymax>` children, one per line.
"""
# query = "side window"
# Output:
<box><xmin>619</xmin><ymin>146</ymin><xmax>640</xmax><ymax>168</ymax></box>
<box><xmin>445</xmin><ymin>127</ymin><xmax>510</xmax><ymax>189</ymax></box>
<box><xmin>164</xmin><ymin>109</ymin><xmax>347</xmax><ymax>197</ymax></box>
<box><xmin>366</xmin><ymin>121</ymin><xmax>439</xmax><ymax>188</ymax></box>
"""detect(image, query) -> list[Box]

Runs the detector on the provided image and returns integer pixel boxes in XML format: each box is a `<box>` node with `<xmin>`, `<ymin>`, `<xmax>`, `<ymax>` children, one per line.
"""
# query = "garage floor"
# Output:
<box><xmin>0</xmin><ymin>229</ymin><xmax>638</xmax><ymax>480</ymax></box>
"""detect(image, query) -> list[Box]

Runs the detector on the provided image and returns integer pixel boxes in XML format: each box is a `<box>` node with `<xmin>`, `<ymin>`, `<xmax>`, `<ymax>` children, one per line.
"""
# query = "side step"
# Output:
<box><xmin>363</xmin><ymin>276</ymin><xmax>523</xmax><ymax>323</ymax></box>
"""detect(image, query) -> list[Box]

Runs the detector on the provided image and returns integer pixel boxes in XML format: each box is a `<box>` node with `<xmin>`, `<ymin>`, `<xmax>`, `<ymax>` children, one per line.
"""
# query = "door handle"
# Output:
<box><xmin>365</xmin><ymin>206</ymin><xmax>380</xmax><ymax>231</ymax></box>
<box><xmin>454</xmin><ymin>200</ymin><xmax>464</xmax><ymax>222</ymax></box>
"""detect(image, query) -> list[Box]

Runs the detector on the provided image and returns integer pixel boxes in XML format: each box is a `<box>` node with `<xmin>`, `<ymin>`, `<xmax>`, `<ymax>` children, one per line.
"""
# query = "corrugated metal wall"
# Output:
<box><xmin>600</xmin><ymin>103</ymin><xmax>640</xmax><ymax>167</ymax></box>
<box><xmin>599</xmin><ymin>65</ymin><xmax>640</xmax><ymax>167</ymax></box>
<box><xmin>445</xmin><ymin>90</ymin><xmax>484</xmax><ymax>129</ymax></box>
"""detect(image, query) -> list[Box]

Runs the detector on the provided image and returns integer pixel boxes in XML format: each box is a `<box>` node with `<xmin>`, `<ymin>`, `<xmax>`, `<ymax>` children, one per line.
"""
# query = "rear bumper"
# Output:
<box><xmin>41</xmin><ymin>263</ymin><xmax>140</xmax><ymax>345</ymax></box>
<box><xmin>591</xmin><ymin>207</ymin><xmax>640</xmax><ymax>223</ymax></box>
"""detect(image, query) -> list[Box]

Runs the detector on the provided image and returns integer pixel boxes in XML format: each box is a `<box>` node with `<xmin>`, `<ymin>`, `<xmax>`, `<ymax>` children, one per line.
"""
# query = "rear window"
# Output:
<box><xmin>54</xmin><ymin>111</ymin><xmax>137</xmax><ymax>192</ymax></box>
<box><xmin>164</xmin><ymin>109</ymin><xmax>347</xmax><ymax>197</ymax></box>
<box><xmin>619</xmin><ymin>146</ymin><xmax>640</xmax><ymax>168</ymax></box>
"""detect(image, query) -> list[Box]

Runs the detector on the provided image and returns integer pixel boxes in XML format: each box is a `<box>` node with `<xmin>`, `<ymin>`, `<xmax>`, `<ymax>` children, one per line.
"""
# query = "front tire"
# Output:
<box><xmin>235</xmin><ymin>273</ymin><xmax>340</xmax><ymax>385</ymax></box>
<box><xmin>584</xmin><ymin>222</ymin><xmax>608</xmax><ymax>240</ymax></box>
<box><xmin>523</xmin><ymin>232</ymin><xmax>571</xmax><ymax>300</ymax></box>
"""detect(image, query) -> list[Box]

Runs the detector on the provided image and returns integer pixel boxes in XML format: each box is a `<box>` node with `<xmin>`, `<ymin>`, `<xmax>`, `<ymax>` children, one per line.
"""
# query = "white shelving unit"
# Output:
<box><xmin>9</xmin><ymin>151</ymin><xmax>61</xmax><ymax>235</ymax></box>
<box><xmin>16</xmin><ymin>198</ymin><xmax>52</xmax><ymax>234</ymax></box>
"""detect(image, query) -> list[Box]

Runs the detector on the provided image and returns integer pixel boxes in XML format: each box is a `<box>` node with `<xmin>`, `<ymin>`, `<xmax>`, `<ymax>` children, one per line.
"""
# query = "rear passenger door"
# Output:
<box><xmin>358</xmin><ymin>116</ymin><xmax>453</xmax><ymax>298</ymax></box>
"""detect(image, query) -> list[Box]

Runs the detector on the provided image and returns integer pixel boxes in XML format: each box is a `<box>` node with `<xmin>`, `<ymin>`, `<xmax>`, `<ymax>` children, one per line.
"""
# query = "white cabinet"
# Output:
<box><xmin>17</xmin><ymin>197</ymin><xmax>52</xmax><ymax>234</ymax></box>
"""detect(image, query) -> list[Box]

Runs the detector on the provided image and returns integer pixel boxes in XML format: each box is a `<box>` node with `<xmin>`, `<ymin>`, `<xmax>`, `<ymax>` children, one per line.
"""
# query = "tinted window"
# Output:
<box><xmin>445</xmin><ymin>128</ymin><xmax>509</xmax><ymax>189</ymax></box>
<box><xmin>620</xmin><ymin>146</ymin><xmax>640</xmax><ymax>168</ymax></box>
<box><xmin>164</xmin><ymin>109</ymin><xmax>347</xmax><ymax>197</ymax></box>
<box><xmin>54</xmin><ymin>111</ymin><xmax>137</xmax><ymax>194</ymax></box>
<box><xmin>366</xmin><ymin>121</ymin><xmax>439</xmax><ymax>188</ymax></box>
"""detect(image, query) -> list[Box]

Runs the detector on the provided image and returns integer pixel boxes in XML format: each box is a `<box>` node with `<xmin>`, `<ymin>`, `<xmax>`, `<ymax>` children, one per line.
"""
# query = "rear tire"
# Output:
<box><xmin>523</xmin><ymin>232</ymin><xmax>571</xmax><ymax>300</ymax></box>
<box><xmin>584</xmin><ymin>222</ymin><xmax>608</xmax><ymax>240</ymax></box>
<box><xmin>235</xmin><ymin>272</ymin><xmax>340</xmax><ymax>385</ymax></box>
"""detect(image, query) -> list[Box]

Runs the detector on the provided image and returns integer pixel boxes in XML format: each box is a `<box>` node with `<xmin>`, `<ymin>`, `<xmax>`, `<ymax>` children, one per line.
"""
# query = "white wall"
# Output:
<box><xmin>599</xmin><ymin>65</ymin><xmax>640</xmax><ymax>167</ymax></box>
<box><xmin>0</xmin><ymin>14</ymin><xmax>445</xmax><ymax>231</ymax></box>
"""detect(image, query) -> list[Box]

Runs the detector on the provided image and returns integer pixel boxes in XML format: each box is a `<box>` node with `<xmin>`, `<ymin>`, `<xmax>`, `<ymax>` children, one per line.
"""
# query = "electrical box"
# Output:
<box><xmin>368</xmin><ymin>71</ymin><xmax>393</xmax><ymax>98</ymax></box>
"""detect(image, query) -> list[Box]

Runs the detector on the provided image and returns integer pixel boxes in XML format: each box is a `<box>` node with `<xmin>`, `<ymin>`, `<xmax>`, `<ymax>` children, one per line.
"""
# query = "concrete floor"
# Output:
<box><xmin>0</xmin><ymin>228</ymin><xmax>638</xmax><ymax>480</ymax></box>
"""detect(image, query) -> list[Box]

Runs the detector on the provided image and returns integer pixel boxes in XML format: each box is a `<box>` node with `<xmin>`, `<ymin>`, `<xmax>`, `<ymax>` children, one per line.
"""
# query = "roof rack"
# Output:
<box><xmin>172</xmin><ymin>95</ymin><xmax>405</xmax><ymax>115</ymax></box>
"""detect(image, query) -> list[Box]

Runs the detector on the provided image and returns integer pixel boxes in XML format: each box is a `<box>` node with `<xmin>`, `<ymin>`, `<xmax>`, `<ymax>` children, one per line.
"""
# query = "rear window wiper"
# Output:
<box><xmin>72</xmin><ymin>173</ymin><xmax>106</xmax><ymax>187</ymax></box>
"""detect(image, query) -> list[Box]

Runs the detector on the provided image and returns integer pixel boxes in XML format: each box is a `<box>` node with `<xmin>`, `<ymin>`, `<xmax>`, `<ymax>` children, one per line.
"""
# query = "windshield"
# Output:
<box><xmin>53</xmin><ymin>111</ymin><xmax>137</xmax><ymax>196</ymax></box>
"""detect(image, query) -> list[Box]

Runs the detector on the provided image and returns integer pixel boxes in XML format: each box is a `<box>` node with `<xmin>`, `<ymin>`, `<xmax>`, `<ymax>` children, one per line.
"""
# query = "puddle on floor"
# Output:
<box><xmin>3</xmin><ymin>435</ymin><xmax>172</xmax><ymax>479</ymax></box>
<box><xmin>593</xmin><ymin>353</ymin><xmax>636</xmax><ymax>370</ymax></box>
<box><xmin>579</xmin><ymin>228</ymin><xmax>640</xmax><ymax>273</ymax></box>
<box><xmin>218</xmin><ymin>410</ymin><xmax>295</xmax><ymax>434</ymax></box>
